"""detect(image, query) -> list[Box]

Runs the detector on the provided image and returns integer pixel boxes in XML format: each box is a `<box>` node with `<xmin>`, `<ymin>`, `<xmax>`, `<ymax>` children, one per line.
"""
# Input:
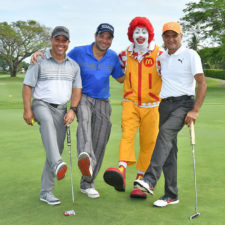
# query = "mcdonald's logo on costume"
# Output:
<box><xmin>144</xmin><ymin>57</ymin><xmax>154</xmax><ymax>67</ymax></box>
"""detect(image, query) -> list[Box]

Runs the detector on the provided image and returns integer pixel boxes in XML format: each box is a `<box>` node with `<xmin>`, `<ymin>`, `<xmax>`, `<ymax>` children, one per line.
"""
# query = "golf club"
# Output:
<box><xmin>189</xmin><ymin>121</ymin><xmax>200</xmax><ymax>220</ymax></box>
<box><xmin>64</xmin><ymin>125</ymin><xmax>76</xmax><ymax>216</ymax></box>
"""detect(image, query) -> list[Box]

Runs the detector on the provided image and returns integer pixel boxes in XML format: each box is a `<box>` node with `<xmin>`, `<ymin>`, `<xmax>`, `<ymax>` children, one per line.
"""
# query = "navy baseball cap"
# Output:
<box><xmin>51</xmin><ymin>26</ymin><xmax>70</xmax><ymax>40</ymax></box>
<box><xmin>96</xmin><ymin>23</ymin><xmax>114</xmax><ymax>37</ymax></box>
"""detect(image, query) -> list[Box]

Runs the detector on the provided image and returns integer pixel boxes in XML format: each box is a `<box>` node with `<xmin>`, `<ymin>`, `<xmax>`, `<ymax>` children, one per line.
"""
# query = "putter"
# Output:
<box><xmin>64</xmin><ymin>125</ymin><xmax>76</xmax><ymax>216</ymax></box>
<box><xmin>189</xmin><ymin>122</ymin><xmax>200</xmax><ymax>220</ymax></box>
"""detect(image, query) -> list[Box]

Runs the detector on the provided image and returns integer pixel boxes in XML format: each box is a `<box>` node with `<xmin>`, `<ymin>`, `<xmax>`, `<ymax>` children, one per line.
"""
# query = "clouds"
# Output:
<box><xmin>0</xmin><ymin>0</ymin><xmax>197</xmax><ymax>53</ymax></box>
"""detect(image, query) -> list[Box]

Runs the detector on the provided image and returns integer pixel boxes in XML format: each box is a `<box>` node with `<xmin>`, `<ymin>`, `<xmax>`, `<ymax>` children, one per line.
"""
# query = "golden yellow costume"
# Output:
<box><xmin>119</xmin><ymin>43</ymin><xmax>162</xmax><ymax>171</ymax></box>
<box><xmin>104</xmin><ymin>17</ymin><xmax>163</xmax><ymax>198</ymax></box>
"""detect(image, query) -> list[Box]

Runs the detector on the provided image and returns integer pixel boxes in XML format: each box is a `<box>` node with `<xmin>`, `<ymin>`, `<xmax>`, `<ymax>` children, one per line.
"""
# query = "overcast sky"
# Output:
<box><xmin>0</xmin><ymin>0</ymin><xmax>197</xmax><ymax>53</ymax></box>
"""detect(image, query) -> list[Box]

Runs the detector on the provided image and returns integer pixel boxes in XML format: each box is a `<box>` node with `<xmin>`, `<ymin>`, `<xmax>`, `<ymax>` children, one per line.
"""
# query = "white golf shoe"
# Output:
<box><xmin>153</xmin><ymin>195</ymin><xmax>179</xmax><ymax>207</ymax></box>
<box><xmin>133</xmin><ymin>179</ymin><xmax>154</xmax><ymax>195</ymax></box>
<box><xmin>80</xmin><ymin>188</ymin><xmax>100</xmax><ymax>198</ymax></box>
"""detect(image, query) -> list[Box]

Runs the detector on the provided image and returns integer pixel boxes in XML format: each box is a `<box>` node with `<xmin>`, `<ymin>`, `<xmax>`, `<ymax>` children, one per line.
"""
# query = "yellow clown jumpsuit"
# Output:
<box><xmin>119</xmin><ymin>44</ymin><xmax>162</xmax><ymax>172</ymax></box>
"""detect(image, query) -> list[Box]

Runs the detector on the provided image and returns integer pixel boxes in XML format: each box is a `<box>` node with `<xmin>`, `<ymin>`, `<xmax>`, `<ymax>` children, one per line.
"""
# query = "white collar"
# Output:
<box><xmin>128</xmin><ymin>40</ymin><xmax>156</xmax><ymax>53</ymax></box>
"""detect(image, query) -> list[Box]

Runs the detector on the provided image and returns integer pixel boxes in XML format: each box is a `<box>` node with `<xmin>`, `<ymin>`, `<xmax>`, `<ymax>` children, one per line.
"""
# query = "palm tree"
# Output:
<box><xmin>188</xmin><ymin>33</ymin><xmax>199</xmax><ymax>51</ymax></box>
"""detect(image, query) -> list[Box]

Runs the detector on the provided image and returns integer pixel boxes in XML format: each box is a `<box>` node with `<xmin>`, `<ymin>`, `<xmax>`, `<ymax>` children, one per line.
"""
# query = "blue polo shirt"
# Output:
<box><xmin>68</xmin><ymin>42</ymin><xmax>123</xmax><ymax>99</ymax></box>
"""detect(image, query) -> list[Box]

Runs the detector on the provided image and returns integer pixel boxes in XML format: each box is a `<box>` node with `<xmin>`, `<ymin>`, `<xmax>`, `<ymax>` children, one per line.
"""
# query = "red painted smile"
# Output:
<box><xmin>136</xmin><ymin>37</ymin><xmax>145</xmax><ymax>44</ymax></box>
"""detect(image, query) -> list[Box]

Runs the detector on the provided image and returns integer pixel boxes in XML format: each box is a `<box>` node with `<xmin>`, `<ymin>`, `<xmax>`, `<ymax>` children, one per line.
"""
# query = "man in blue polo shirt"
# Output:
<box><xmin>67</xmin><ymin>24</ymin><xmax>124</xmax><ymax>198</ymax></box>
<box><xmin>31</xmin><ymin>23</ymin><xmax>124</xmax><ymax>198</ymax></box>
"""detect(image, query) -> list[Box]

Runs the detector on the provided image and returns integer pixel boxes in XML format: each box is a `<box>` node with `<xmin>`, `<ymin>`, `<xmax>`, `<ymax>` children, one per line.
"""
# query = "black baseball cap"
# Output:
<box><xmin>51</xmin><ymin>26</ymin><xmax>70</xmax><ymax>40</ymax></box>
<box><xmin>96</xmin><ymin>23</ymin><xmax>114</xmax><ymax>37</ymax></box>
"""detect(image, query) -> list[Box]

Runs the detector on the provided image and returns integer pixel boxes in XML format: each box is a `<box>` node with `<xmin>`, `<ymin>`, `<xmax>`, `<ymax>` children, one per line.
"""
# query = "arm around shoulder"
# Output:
<box><xmin>113</xmin><ymin>52</ymin><xmax>125</xmax><ymax>83</ymax></box>
<box><xmin>115</xmin><ymin>75</ymin><xmax>125</xmax><ymax>83</ymax></box>
<box><xmin>30</xmin><ymin>52</ymin><xmax>44</xmax><ymax>64</ymax></box>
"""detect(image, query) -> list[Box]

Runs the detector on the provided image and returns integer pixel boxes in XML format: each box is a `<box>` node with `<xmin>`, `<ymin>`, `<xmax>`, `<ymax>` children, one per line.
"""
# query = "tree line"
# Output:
<box><xmin>0</xmin><ymin>20</ymin><xmax>50</xmax><ymax>77</ymax></box>
<box><xmin>180</xmin><ymin>0</ymin><xmax>224</xmax><ymax>69</ymax></box>
<box><xmin>0</xmin><ymin>0</ymin><xmax>224</xmax><ymax>77</ymax></box>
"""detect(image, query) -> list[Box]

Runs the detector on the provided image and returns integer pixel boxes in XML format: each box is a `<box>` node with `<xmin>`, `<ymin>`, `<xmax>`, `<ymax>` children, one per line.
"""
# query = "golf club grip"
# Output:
<box><xmin>189</xmin><ymin>121</ymin><xmax>195</xmax><ymax>145</ymax></box>
<box><xmin>66</xmin><ymin>125</ymin><xmax>71</xmax><ymax>145</ymax></box>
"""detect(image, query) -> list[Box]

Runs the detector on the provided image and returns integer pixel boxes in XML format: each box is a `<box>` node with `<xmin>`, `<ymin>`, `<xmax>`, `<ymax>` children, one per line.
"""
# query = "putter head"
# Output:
<box><xmin>190</xmin><ymin>212</ymin><xmax>200</xmax><ymax>220</ymax></box>
<box><xmin>64</xmin><ymin>210</ymin><xmax>75</xmax><ymax>216</ymax></box>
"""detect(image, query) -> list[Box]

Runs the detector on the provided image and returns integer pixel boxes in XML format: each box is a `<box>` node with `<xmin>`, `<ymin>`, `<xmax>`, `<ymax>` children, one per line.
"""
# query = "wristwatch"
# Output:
<box><xmin>70</xmin><ymin>106</ymin><xmax>78</xmax><ymax>114</ymax></box>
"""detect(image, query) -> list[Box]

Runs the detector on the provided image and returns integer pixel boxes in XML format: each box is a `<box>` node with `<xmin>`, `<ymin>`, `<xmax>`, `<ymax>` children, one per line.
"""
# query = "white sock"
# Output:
<box><xmin>119</xmin><ymin>161</ymin><xmax>127</xmax><ymax>168</ymax></box>
<box><xmin>137</xmin><ymin>170</ymin><xmax>144</xmax><ymax>175</ymax></box>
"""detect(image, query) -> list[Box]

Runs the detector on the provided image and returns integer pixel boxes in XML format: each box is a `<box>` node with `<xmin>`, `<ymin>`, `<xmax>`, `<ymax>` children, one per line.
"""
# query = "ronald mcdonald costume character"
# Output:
<box><xmin>103</xmin><ymin>17</ymin><xmax>163</xmax><ymax>198</ymax></box>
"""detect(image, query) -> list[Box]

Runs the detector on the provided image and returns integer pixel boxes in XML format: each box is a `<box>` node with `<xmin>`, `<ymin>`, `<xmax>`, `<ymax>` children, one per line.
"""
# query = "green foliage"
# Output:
<box><xmin>0</xmin><ymin>20</ymin><xmax>51</xmax><ymax>77</ymax></box>
<box><xmin>180</xmin><ymin>0</ymin><xmax>225</xmax><ymax>46</ymax></box>
<box><xmin>18</xmin><ymin>60</ymin><xmax>29</xmax><ymax>72</ymax></box>
<box><xmin>180</xmin><ymin>0</ymin><xmax>225</xmax><ymax>70</ymax></box>
<box><xmin>187</xmin><ymin>33</ymin><xmax>200</xmax><ymax>51</ymax></box>
<box><xmin>198</xmin><ymin>46</ymin><xmax>225</xmax><ymax>69</ymax></box>
<box><xmin>0</xmin><ymin>58</ymin><xmax>28</xmax><ymax>73</ymax></box>
<box><xmin>204</xmin><ymin>69</ymin><xmax>225</xmax><ymax>80</ymax></box>
<box><xmin>0</xmin><ymin>57</ymin><xmax>8</xmax><ymax>71</ymax></box>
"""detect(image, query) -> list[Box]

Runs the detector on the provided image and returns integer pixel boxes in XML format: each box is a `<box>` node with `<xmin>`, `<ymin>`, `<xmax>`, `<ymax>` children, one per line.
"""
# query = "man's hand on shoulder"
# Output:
<box><xmin>30</xmin><ymin>52</ymin><xmax>44</xmax><ymax>64</ymax></box>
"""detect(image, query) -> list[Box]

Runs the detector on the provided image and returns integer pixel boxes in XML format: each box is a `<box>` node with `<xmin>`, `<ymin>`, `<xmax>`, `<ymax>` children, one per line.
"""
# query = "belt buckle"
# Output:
<box><xmin>50</xmin><ymin>103</ymin><xmax>58</xmax><ymax>108</ymax></box>
<box><xmin>164</xmin><ymin>97</ymin><xmax>172</xmax><ymax>102</ymax></box>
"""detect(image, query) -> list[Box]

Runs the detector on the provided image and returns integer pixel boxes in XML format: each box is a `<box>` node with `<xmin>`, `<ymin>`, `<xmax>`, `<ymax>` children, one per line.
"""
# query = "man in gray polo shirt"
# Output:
<box><xmin>22</xmin><ymin>26</ymin><xmax>82</xmax><ymax>205</ymax></box>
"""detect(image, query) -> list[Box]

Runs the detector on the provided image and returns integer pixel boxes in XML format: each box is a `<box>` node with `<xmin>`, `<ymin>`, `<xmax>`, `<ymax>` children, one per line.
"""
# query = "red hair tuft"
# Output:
<box><xmin>127</xmin><ymin>17</ymin><xmax>154</xmax><ymax>43</ymax></box>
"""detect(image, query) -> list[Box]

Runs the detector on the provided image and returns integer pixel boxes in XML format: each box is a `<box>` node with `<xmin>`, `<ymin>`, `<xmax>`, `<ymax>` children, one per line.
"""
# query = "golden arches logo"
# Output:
<box><xmin>144</xmin><ymin>58</ymin><xmax>154</xmax><ymax>67</ymax></box>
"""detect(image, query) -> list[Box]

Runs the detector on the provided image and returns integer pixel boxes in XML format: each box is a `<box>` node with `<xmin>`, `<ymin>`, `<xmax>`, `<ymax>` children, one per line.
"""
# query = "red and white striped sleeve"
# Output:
<box><xmin>118</xmin><ymin>50</ymin><xmax>127</xmax><ymax>72</ymax></box>
<box><xmin>156</xmin><ymin>47</ymin><xmax>164</xmax><ymax>76</ymax></box>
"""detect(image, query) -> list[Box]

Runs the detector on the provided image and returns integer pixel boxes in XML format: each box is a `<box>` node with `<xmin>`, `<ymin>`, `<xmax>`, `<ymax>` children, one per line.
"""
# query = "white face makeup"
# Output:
<box><xmin>133</xmin><ymin>27</ymin><xmax>149</xmax><ymax>51</ymax></box>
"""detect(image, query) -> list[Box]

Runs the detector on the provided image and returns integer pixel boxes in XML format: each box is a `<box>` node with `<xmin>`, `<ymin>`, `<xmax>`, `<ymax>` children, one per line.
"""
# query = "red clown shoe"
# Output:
<box><xmin>103</xmin><ymin>166</ymin><xmax>126</xmax><ymax>192</ymax></box>
<box><xmin>130</xmin><ymin>174</ymin><xmax>147</xmax><ymax>199</ymax></box>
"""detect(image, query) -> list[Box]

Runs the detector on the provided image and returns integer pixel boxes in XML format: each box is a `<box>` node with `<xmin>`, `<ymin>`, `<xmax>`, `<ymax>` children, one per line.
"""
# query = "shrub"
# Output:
<box><xmin>204</xmin><ymin>69</ymin><xmax>225</xmax><ymax>80</ymax></box>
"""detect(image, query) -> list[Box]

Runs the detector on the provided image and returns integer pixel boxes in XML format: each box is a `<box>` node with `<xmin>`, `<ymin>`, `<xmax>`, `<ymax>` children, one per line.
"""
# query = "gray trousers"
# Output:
<box><xmin>144</xmin><ymin>96</ymin><xmax>194</xmax><ymax>198</ymax></box>
<box><xmin>76</xmin><ymin>94</ymin><xmax>112</xmax><ymax>189</ymax></box>
<box><xmin>32</xmin><ymin>99</ymin><xmax>67</xmax><ymax>193</ymax></box>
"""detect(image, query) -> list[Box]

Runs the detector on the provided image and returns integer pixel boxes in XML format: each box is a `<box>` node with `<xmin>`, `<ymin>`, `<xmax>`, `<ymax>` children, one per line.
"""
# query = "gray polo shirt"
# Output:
<box><xmin>24</xmin><ymin>50</ymin><xmax>82</xmax><ymax>104</ymax></box>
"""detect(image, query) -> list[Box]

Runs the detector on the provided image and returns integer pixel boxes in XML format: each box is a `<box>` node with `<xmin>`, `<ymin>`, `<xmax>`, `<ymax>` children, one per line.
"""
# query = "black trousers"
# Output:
<box><xmin>144</xmin><ymin>95</ymin><xmax>194</xmax><ymax>198</ymax></box>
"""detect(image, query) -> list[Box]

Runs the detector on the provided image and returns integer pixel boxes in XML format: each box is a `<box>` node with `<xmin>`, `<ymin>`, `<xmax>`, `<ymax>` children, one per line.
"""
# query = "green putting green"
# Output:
<box><xmin>0</xmin><ymin>74</ymin><xmax>224</xmax><ymax>225</ymax></box>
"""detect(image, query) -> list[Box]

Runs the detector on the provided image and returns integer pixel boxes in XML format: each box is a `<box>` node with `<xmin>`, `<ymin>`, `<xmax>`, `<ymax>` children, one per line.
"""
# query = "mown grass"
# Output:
<box><xmin>0</xmin><ymin>74</ymin><xmax>225</xmax><ymax>225</ymax></box>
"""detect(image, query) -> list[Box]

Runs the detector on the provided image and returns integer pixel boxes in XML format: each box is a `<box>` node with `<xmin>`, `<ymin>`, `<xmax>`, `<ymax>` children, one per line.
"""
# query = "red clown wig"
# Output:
<box><xmin>127</xmin><ymin>17</ymin><xmax>154</xmax><ymax>43</ymax></box>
